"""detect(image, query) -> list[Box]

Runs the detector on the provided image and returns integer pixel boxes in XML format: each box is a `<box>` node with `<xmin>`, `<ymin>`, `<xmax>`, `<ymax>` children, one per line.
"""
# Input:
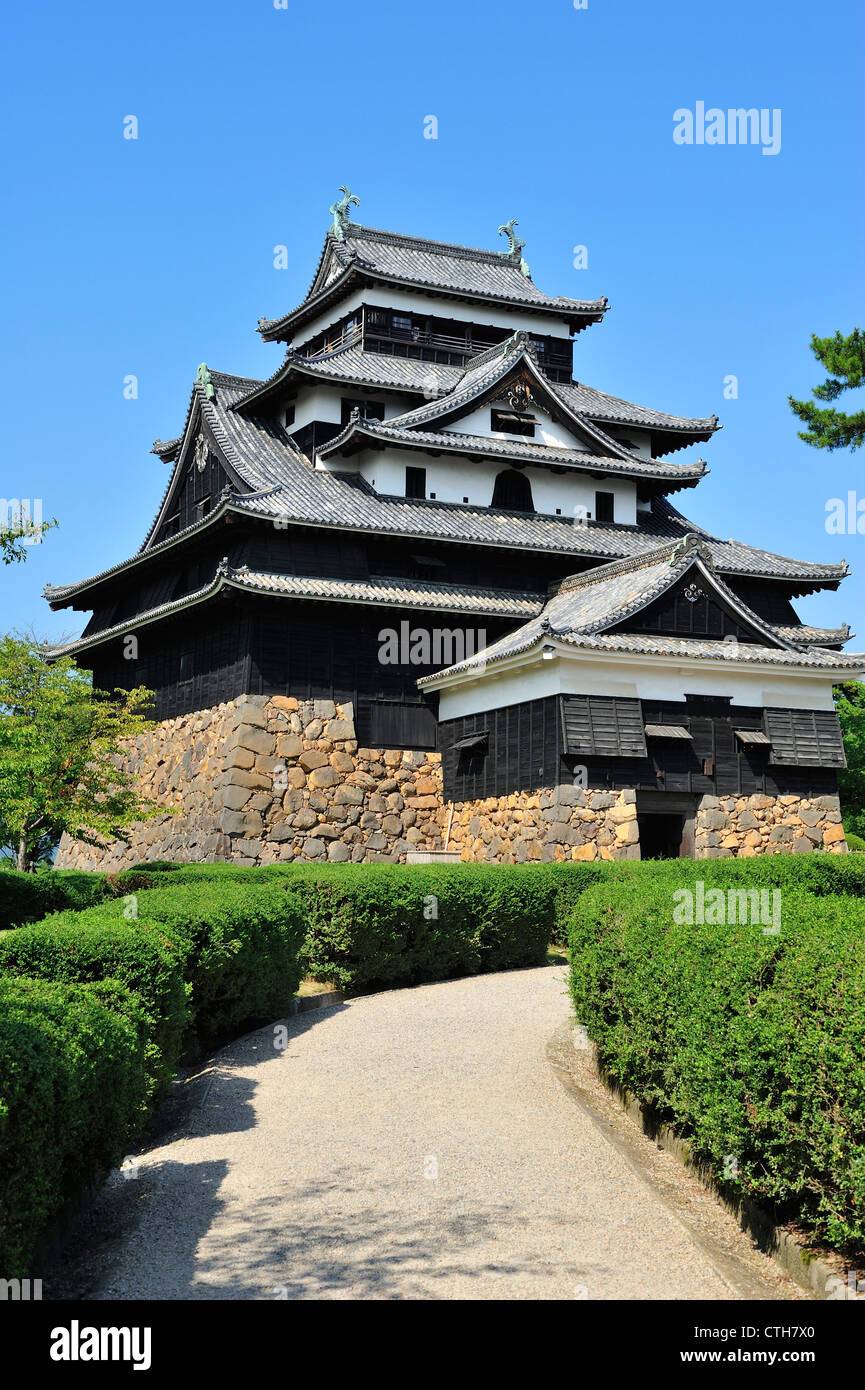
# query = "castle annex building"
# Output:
<box><xmin>47</xmin><ymin>192</ymin><xmax>862</xmax><ymax>868</ymax></box>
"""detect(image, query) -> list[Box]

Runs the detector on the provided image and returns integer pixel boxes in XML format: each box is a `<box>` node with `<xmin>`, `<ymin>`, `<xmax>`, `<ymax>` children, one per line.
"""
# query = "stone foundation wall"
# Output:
<box><xmin>56</xmin><ymin>695</ymin><xmax>445</xmax><ymax>871</ymax></box>
<box><xmin>695</xmin><ymin>793</ymin><xmax>847</xmax><ymax>857</ymax></box>
<box><xmin>443</xmin><ymin>786</ymin><xmax>640</xmax><ymax>862</ymax></box>
<box><xmin>55</xmin><ymin>697</ymin><xmax>847</xmax><ymax>869</ymax></box>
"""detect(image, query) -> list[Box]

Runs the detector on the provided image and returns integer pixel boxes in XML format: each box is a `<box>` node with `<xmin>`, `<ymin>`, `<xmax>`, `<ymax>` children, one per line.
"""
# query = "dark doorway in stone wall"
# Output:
<box><xmin>638</xmin><ymin>813</ymin><xmax>685</xmax><ymax>860</ymax></box>
<box><xmin>635</xmin><ymin>791</ymin><xmax>697</xmax><ymax>859</ymax></box>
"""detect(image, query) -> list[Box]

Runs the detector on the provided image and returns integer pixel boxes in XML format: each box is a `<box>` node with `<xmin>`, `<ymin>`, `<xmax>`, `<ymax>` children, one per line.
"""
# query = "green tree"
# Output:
<box><xmin>834</xmin><ymin>680</ymin><xmax>865</xmax><ymax>839</ymax></box>
<box><xmin>1</xmin><ymin>506</ymin><xmax>58</xmax><ymax>564</ymax></box>
<box><xmin>789</xmin><ymin>330</ymin><xmax>865</xmax><ymax>452</ymax></box>
<box><xmin>0</xmin><ymin>635</ymin><xmax>159</xmax><ymax>871</ymax></box>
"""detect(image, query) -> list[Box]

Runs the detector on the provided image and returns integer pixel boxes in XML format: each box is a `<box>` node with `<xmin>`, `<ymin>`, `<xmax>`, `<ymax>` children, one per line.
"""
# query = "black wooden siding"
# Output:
<box><xmin>438</xmin><ymin>697</ymin><xmax>563</xmax><ymax>801</ymax></box>
<box><xmin>612</xmin><ymin>574</ymin><xmax>767</xmax><ymax>643</ymax></box>
<box><xmin>152</xmin><ymin>444</ymin><xmax>232</xmax><ymax>546</ymax></box>
<box><xmin>439</xmin><ymin>693</ymin><xmax>842</xmax><ymax>801</ymax></box>
<box><xmin>765</xmin><ymin>707</ymin><xmax>847</xmax><ymax>767</ymax></box>
<box><xmin>561</xmin><ymin>695</ymin><xmax>647</xmax><ymax>758</ymax></box>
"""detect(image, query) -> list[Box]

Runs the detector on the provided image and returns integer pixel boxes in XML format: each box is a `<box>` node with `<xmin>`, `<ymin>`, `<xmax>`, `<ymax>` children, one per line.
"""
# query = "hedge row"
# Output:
<box><xmin>568</xmin><ymin>878</ymin><xmax>865</xmax><ymax>1250</ymax></box>
<box><xmin>0</xmin><ymin>975</ymin><xmax>150</xmax><ymax>1276</ymax></box>
<box><xmin>288</xmin><ymin>863</ymin><xmax>554</xmax><ymax>989</ymax></box>
<box><xmin>0</xmin><ymin>868</ymin><xmax>111</xmax><ymax>931</ymax></box>
<box><xmin>4</xmin><ymin>852</ymin><xmax>864</xmax><ymax>937</ymax></box>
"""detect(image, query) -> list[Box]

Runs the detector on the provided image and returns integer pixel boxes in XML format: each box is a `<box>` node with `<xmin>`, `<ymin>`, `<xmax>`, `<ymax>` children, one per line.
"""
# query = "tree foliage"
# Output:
<box><xmin>789</xmin><ymin>329</ymin><xmax>865</xmax><ymax>452</ymax></box>
<box><xmin>0</xmin><ymin>635</ymin><xmax>159</xmax><ymax>871</ymax></box>
<box><xmin>1</xmin><ymin>507</ymin><xmax>58</xmax><ymax>565</ymax></box>
<box><xmin>834</xmin><ymin>680</ymin><xmax>865</xmax><ymax>838</ymax></box>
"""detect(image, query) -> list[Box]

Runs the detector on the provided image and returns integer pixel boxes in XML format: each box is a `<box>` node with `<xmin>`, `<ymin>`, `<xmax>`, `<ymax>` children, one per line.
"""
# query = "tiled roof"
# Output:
<box><xmin>258</xmin><ymin>224</ymin><xmax>608</xmax><ymax>340</ymax></box>
<box><xmin>557</xmin><ymin>380</ymin><xmax>718</xmax><ymax>437</ymax></box>
<box><xmin>233</xmin><ymin>347</ymin><xmax>463</xmax><ymax>411</ymax></box>
<box><xmin>231</xmin><ymin>568</ymin><xmax>541</xmax><ymax>615</ymax></box>
<box><xmin>419</xmin><ymin>537</ymin><xmax>863</xmax><ymax>685</ymax></box>
<box><xmin>43</xmin><ymin>372</ymin><xmax>849</xmax><ymax>604</ymax></box>
<box><xmin>48</xmin><ymin>565</ymin><xmax>543</xmax><ymax>657</ymax></box>
<box><xmin>318</xmin><ymin>417</ymin><xmax>707</xmax><ymax>487</ymax></box>
<box><xmin>372</xmin><ymin>334</ymin><xmax>670</xmax><ymax>466</ymax></box>
<box><xmin>229</xmin><ymin>340</ymin><xmax>720</xmax><ymax>454</ymax></box>
<box><xmin>772</xmin><ymin>623</ymin><xmax>852</xmax><ymax>646</ymax></box>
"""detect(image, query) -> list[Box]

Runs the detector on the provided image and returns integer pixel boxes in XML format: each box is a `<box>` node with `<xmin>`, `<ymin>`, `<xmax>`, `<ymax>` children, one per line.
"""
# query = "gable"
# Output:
<box><xmin>609</xmin><ymin>572</ymin><xmax>779</xmax><ymax>646</ymax></box>
<box><xmin>447</xmin><ymin>392</ymin><xmax>603</xmax><ymax>453</ymax></box>
<box><xmin>151</xmin><ymin>436</ymin><xmax>233</xmax><ymax>545</ymax></box>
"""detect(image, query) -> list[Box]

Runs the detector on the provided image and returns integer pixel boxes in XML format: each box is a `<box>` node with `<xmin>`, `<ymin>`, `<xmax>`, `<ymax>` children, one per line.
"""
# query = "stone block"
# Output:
<box><xmin>309</xmin><ymin>766</ymin><xmax>338</xmax><ymax>789</ymax></box>
<box><xmin>325</xmin><ymin>718</ymin><xmax>354</xmax><ymax>741</ymax></box>
<box><xmin>333</xmin><ymin>784</ymin><xmax>364</xmax><ymax>806</ymax></box>
<box><xmin>299</xmin><ymin>750</ymin><xmax>328</xmax><ymax>772</ymax></box>
<box><xmin>218</xmin><ymin>808</ymin><xmax>263</xmax><ymax>837</ymax></box>
<box><xmin>222</xmin><ymin>785</ymin><xmax>252</xmax><ymax>811</ymax></box>
<box><xmin>276</xmin><ymin>734</ymin><xmax>305</xmax><ymax>759</ymax></box>
<box><xmin>232</xmin><ymin>727</ymin><xmax>273</xmax><ymax>756</ymax></box>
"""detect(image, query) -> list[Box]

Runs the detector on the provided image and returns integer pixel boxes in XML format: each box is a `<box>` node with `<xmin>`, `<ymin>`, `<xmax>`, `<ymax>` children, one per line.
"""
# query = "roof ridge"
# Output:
<box><xmin>550</xmin><ymin>534</ymin><xmax>710</xmax><ymax>599</ymax></box>
<box><xmin>345</xmin><ymin>222</ymin><xmax>520</xmax><ymax>265</ymax></box>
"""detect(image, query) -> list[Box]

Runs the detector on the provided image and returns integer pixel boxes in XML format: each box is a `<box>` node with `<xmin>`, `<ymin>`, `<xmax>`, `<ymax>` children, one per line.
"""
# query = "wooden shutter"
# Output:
<box><xmin>560</xmin><ymin>695</ymin><xmax>647</xmax><ymax>758</ymax></box>
<box><xmin>764</xmin><ymin>707</ymin><xmax>846</xmax><ymax>768</ymax></box>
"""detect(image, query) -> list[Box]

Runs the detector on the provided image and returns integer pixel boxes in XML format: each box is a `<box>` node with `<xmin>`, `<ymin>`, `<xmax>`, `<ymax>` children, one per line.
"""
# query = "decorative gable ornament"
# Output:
<box><xmin>329</xmin><ymin>186</ymin><xmax>360</xmax><ymax>243</ymax></box>
<box><xmin>506</xmin><ymin>380</ymin><xmax>534</xmax><ymax>413</ymax></box>
<box><xmin>195</xmin><ymin>363</ymin><xmax>215</xmax><ymax>399</ymax></box>
<box><xmin>193</xmin><ymin>434</ymin><xmax>209</xmax><ymax>473</ymax></box>
<box><xmin>683</xmin><ymin>582</ymin><xmax>703</xmax><ymax>603</ymax></box>
<box><xmin>497</xmin><ymin>219</ymin><xmax>531</xmax><ymax>278</ymax></box>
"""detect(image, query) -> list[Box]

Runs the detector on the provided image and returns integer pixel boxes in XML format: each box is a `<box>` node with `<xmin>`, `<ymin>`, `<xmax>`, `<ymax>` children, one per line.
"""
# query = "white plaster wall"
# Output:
<box><xmin>603</xmin><ymin>427</ymin><xmax>653</xmax><ymax>459</ymax></box>
<box><xmin>293</xmin><ymin>286</ymin><xmax>573</xmax><ymax>351</ymax></box>
<box><xmin>435</xmin><ymin>648</ymin><xmax>848</xmax><ymax>721</ymax></box>
<box><xmin>452</xmin><ymin>401</ymin><xmax>583</xmax><ymax>451</ymax></box>
<box><xmin>321</xmin><ymin>444</ymin><xmax>636</xmax><ymax>521</ymax></box>
<box><xmin>291</xmin><ymin>385</ymin><xmax>407</xmax><ymax>432</ymax></box>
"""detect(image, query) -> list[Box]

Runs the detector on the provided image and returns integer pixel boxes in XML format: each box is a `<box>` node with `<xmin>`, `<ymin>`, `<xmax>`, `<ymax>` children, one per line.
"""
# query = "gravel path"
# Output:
<box><xmin>74</xmin><ymin>966</ymin><xmax>800</xmax><ymax>1301</ymax></box>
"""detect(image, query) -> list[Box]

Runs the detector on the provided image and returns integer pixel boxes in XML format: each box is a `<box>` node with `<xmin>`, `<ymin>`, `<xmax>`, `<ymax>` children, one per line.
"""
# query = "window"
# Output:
<box><xmin>491</xmin><ymin>408</ymin><xmax>536</xmax><ymax>438</ymax></box>
<box><xmin>197</xmin><ymin>497</ymin><xmax>211</xmax><ymax>517</ymax></box>
<box><xmin>284</xmin><ymin>402</ymin><xmax>296</xmax><ymax>427</ymax></box>
<box><xmin>341</xmin><ymin>397</ymin><xmax>385</xmax><ymax>425</ymax></box>
<box><xmin>491</xmin><ymin>470</ymin><xmax>534</xmax><ymax>512</ymax></box>
<box><xmin>179</xmin><ymin>653</ymin><xmax>193</xmax><ymax>683</ymax></box>
<box><xmin>594</xmin><ymin>490</ymin><xmax>615</xmax><ymax>523</ymax></box>
<box><xmin>405</xmin><ymin>466</ymin><xmax>426</xmax><ymax>499</ymax></box>
<box><xmin>391</xmin><ymin>314</ymin><xmax>413</xmax><ymax>337</ymax></box>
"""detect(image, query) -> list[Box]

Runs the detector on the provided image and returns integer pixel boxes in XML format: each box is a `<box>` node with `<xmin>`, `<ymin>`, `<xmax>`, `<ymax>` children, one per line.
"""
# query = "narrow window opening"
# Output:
<box><xmin>594</xmin><ymin>490</ymin><xmax>615</xmax><ymax>523</ymax></box>
<box><xmin>405</xmin><ymin>466</ymin><xmax>426</xmax><ymax>499</ymax></box>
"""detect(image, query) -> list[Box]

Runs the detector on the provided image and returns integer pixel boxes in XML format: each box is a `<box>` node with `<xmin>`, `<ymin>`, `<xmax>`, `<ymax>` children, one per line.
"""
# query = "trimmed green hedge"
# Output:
<box><xmin>289</xmin><ymin>863</ymin><xmax>554</xmax><ymax>990</ymax></box>
<box><xmin>0</xmin><ymin>975</ymin><xmax>150</xmax><ymax>1275</ymax></box>
<box><xmin>0</xmin><ymin>920</ymin><xmax>189</xmax><ymax>1100</ymax></box>
<box><xmin>568</xmin><ymin>878</ymin><xmax>865</xmax><ymax>1250</ymax></box>
<box><xmin>0</xmin><ymin>869</ymin><xmax>110</xmax><ymax>931</ymax></box>
<box><xmin>40</xmin><ymin>879</ymin><xmax>307</xmax><ymax>1047</ymax></box>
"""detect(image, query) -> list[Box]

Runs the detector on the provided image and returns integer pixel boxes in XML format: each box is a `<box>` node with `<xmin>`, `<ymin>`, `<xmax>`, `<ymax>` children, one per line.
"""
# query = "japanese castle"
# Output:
<box><xmin>46</xmin><ymin>191</ymin><xmax>861</xmax><ymax>865</ymax></box>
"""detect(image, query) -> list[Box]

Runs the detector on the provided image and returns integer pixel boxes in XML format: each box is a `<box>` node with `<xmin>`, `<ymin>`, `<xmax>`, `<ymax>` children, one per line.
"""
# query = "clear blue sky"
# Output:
<box><xmin>2</xmin><ymin>0</ymin><xmax>863</xmax><ymax>642</ymax></box>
